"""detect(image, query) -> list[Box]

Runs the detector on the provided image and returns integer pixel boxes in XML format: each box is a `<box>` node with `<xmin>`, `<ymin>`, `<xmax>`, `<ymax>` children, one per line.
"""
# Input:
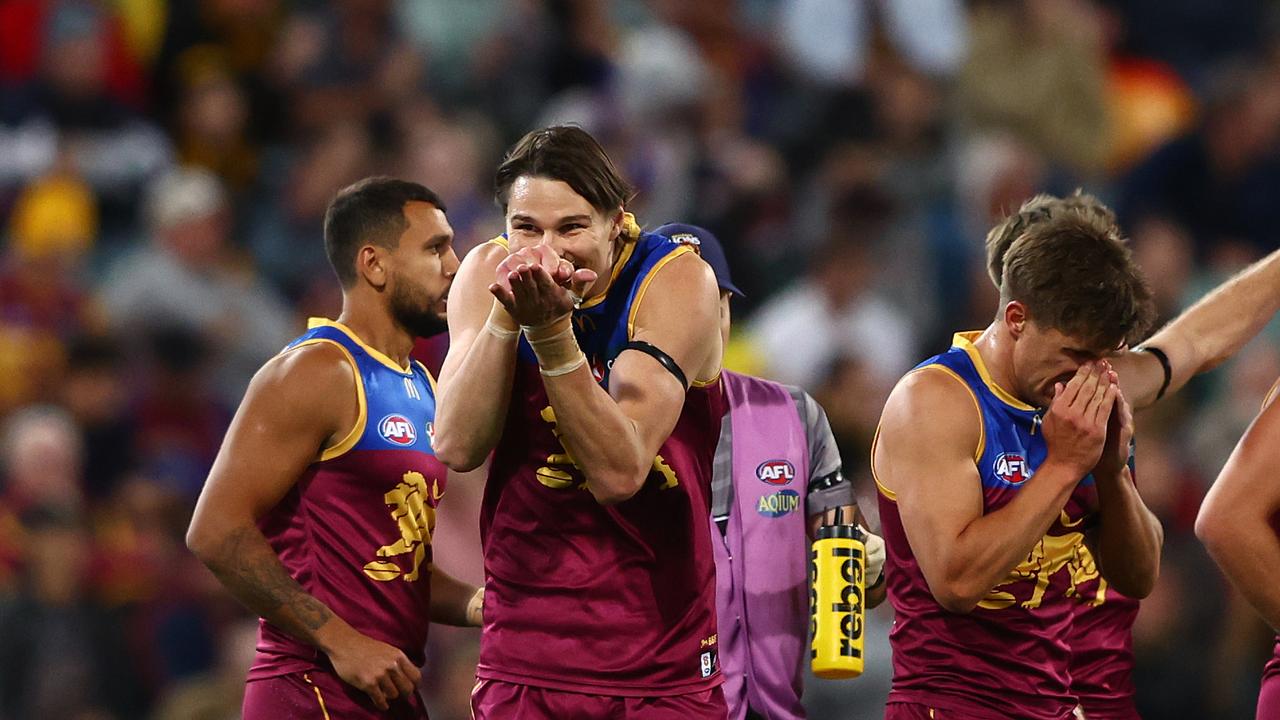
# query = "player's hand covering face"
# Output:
<box><xmin>1091</xmin><ymin>378</ymin><xmax>1134</xmax><ymax>480</ymax></box>
<box><xmin>1041</xmin><ymin>361</ymin><xmax>1119</xmax><ymax>476</ymax></box>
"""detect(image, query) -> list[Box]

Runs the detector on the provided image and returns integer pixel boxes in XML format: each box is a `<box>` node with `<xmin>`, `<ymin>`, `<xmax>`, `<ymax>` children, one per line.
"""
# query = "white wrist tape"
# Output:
<box><xmin>538</xmin><ymin>354</ymin><xmax>587</xmax><ymax>377</ymax></box>
<box><xmin>484</xmin><ymin>318</ymin><xmax>519</xmax><ymax>340</ymax></box>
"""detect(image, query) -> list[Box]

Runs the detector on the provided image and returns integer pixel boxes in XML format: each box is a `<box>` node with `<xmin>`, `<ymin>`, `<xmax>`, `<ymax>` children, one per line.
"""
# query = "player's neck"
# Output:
<box><xmin>972</xmin><ymin>322</ymin><xmax>1023</xmax><ymax>401</ymax></box>
<box><xmin>585</xmin><ymin>234</ymin><xmax>624</xmax><ymax>300</ymax></box>
<box><xmin>335</xmin><ymin>303</ymin><xmax>414</xmax><ymax>371</ymax></box>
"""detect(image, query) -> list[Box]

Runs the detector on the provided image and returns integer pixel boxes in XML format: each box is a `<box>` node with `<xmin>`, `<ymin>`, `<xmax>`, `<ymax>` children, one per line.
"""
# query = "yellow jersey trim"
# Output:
<box><xmin>691</xmin><ymin>370</ymin><xmax>722</xmax><ymax>389</ymax></box>
<box><xmin>304</xmin><ymin>673</ymin><xmax>333</xmax><ymax>720</ymax></box>
<box><xmin>307</xmin><ymin>317</ymin><xmax>412</xmax><ymax>375</ymax></box>
<box><xmin>916</xmin><ymin>364</ymin><xmax>986</xmax><ymax>464</ymax></box>
<box><xmin>870</xmin><ymin>364</ymin><xmax>986</xmax><ymax>501</ymax></box>
<box><xmin>952</xmin><ymin>331</ymin><xmax>1036</xmax><ymax>411</ymax></box>
<box><xmin>625</xmin><ymin>245</ymin><xmax>721</xmax><ymax>386</ymax></box>
<box><xmin>1264</xmin><ymin>376</ymin><xmax>1280</xmax><ymax>411</ymax></box>
<box><xmin>870</xmin><ymin>424</ymin><xmax>895</xmax><ymax>502</ymax></box>
<box><xmin>579</xmin><ymin>233</ymin><xmax>638</xmax><ymax>310</ymax></box>
<box><xmin>488</xmin><ymin>234</ymin><xmax>509</xmax><ymax>249</ymax></box>
<box><xmin>289</xmin><ymin>338</ymin><xmax>368</xmax><ymax>462</ymax></box>
<box><xmin>627</xmin><ymin>244</ymin><xmax>695</xmax><ymax>338</ymax></box>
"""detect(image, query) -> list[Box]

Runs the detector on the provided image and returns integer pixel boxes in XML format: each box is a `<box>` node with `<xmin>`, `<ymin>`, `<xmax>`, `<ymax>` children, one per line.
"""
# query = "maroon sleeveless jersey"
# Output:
<box><xmin>476</xmin><ymin>231</ymin><xmax>727</xmax><ymax>696</ymax></box>
<box><xmin>874</xmin><ymin>334</ymin><xmax>1099</xmax><ymax>720</ymax></box>
<box><xmin>1068</xmin><ymin>582</ymin><xmax>1140</xmax><ymax>719</ymax></box>
<box><xmin>247</xmin><ymin>320</ymin><xmax>448</xmax><ymax>680</ymax></box>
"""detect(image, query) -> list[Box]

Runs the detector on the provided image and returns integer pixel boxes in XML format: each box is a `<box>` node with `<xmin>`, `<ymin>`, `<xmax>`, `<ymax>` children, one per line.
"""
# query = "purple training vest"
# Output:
<box><xmin>713</xmin><ymin>370</ymin><xmax>812</xmax><ymax>720</ymax></box>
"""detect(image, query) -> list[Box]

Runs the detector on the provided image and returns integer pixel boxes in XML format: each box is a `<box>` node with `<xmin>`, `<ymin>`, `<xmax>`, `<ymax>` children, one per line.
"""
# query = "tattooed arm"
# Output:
<box><xmin>187</xmin><ymin>343</ymin><xmax>420</xmax><ymax>710</ymax></box>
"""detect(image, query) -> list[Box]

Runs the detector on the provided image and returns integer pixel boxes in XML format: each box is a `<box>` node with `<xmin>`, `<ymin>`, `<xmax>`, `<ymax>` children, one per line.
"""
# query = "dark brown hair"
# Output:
<box><xmin>494</xmin><ymin>126</ymin><xmax>635</xmax><ymax>213</ymax></box>
<box><xmin>1001</xmin><ymin>212</ymin><xmax>1155</xmax><ymax>349</ymax></box>
<box><xmin>986</xmin><ymin>190</ymin><xmax>1116</xmax><ymax>288</ymax></box>
<box><xmin>324</xmin><ymin>177</ymin><xmax>446</xmax><ymax>288</ymax></box>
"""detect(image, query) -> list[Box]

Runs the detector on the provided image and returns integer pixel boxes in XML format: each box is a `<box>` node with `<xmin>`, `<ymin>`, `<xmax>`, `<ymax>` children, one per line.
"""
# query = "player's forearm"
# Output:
<box><xmin>1198</xmin><ymin>516</ymin><xmax>1280</xmax><ymax>631</ymax></box>
<box><xmin>188</xmin><ymin>523</ymin><xmax>350</xmax><ymax>651</ymax></box>
<box><xmin>1093</xmin><ymin>467</ymin><xmax>1162</xmax><ymax>598</ymax></box>
<box><xmin>433</xmin><ymin>307</ymin><xmax>518</xmax><ymax>471</ymax></box>
<box><xmin>428</xmin><ymin>569</ymin><xmax>483</xmax><ymax>627</ymax></box>
<box><xmin>542</xmin><ymin>368</ymin><xmax>653</xmax><ymax>505</ymax></box>
<box><xmin>1090</xmin><ymin>466</ymin><xmax>1162</xmax><ymax>594</ymax></box>
<box><xmin>931</xmin><ymin>462</ymin><xmax>1080</xmax><ymax>612</ymax></box>
<box><xmin>1137</xmin><ymin>247</ymin><xmax>1280</xmax><ymax>406</ymax></box>
<box><xmin>524</xmin><ymin>315</ymin><xmax>663</xmax><ymax>505</ymax></box>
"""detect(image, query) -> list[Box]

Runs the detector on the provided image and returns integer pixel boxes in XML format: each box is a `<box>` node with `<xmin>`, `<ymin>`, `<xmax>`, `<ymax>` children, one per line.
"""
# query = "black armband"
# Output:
<box><xmin>620</xmin><ymin>340</ymin><xmax>688</xmax><ymax>391</ymax></box>
<box><xmin>1139</xmin><ymin>345</ymin><xmax>1172</xmax><ymax>401</ymax></box>
<box><xmin>810</xmin><ymin>471</ymin><xmax>846</xmax><ymax>493</ymax></box>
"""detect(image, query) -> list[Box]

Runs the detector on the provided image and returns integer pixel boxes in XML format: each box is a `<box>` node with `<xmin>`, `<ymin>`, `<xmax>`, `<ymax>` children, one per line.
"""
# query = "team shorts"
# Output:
<box><xmin>470</xmin><ymin>677</ymin><xmax>727</xmax><ymax>719</ymax></box>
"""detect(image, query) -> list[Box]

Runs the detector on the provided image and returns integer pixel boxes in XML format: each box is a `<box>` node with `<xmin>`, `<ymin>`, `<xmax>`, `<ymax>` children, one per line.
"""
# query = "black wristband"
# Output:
<box><xmin>1140</xmin><ymin>345</ymin><xmax>1173</xmax><ymax>401</ymax></box>
<box><xmin>620</xmin><ymin>340</ymin><xmax>688</xmax><ymax>391</ymax></box>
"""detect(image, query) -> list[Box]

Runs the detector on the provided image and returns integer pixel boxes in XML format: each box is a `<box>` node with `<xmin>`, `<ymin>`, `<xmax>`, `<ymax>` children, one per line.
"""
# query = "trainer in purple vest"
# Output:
<box><xmin>655</xmin><ymin>223</ymin><xmax>885</xmax><ymax>720</ymax></box>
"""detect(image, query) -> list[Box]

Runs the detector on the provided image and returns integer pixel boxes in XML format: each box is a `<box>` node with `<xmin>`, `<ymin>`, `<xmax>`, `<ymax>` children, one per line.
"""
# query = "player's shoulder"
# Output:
<box><xmin>253</xmin><ymin>340</ymin><xmax>357</xmax><ymax>408</ymax></box>
<box><xmin>880</xmin><ymin>363</ymin><xmax>982</xmax><ymax>441</ymax></box>
<box><xmin>638</xmin><ymin>244</ymin><xmax>717</xmax><ymax>300</ymax></box>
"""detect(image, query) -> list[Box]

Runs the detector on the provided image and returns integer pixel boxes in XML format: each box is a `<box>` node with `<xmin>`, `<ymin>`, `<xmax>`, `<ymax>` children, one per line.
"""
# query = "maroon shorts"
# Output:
<box><xmin>470</xmin><ymin>677</ymin><xmax>727</xmax><ymax>719</ymax></box>
<box><xmin>1258</xmin><ymin>674</ymin><xmax>1280</xmax><ymax>719</ymax></box>
<box><xmin>884</xmin><ymin>702</ymin><xmax>1067</xmax><ymax>720</ymax></box>
<box><xmin>243</xmin><ymin>669</ymin><xmax>428</xmax><ymax>720</ymax></box>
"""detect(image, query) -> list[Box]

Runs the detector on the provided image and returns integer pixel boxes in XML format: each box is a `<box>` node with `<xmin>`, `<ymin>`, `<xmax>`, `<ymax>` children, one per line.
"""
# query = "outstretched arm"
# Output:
<box><xmin>1117</xmin><ymin>247</ymin><xmax>1280</xmax><ymax>408</ymax></box>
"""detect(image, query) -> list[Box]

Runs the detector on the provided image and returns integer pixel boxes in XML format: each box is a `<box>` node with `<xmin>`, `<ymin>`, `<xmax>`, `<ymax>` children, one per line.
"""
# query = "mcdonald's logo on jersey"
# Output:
<box><xmin>993</xmin><ymin>452</ymin><xmax>1031</xmax><ymax>485</ymax></box>
<box><xmin>379</xmin><ymin>414</ymin><xmax>417</xmax><ymax>446</ymax></box>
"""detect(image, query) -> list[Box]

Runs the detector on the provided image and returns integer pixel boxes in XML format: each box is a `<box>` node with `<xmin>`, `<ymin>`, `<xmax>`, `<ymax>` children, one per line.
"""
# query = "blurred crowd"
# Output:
<box><xmin>1</xmin><ymin>0</ymin><xmax>1279</xmax><ymax>718</ymax></box>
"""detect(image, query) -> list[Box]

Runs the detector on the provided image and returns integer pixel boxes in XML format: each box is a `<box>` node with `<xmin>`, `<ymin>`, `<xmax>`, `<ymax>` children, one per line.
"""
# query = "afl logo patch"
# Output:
<box><xmin>379</xmin><ymin>414</ymin><xmax>417</xmax><ymax>446</ymax></box>
<box><xmin>993</xmin><ymin>452</ymin><xmax>1031</xmax><ymax>485</ymax></box>
<box><xmin>756</xmin><ymin>459</ymin><xmax>796</xmax><ymax>485</ymax></box>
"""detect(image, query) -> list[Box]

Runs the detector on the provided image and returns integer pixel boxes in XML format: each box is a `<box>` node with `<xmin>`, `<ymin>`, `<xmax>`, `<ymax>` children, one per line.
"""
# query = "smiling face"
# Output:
<box><xmin>384</xmin><ymin>200</ymin><xmax>458</xmax><ymax>338</ymax></box>
<box><xmin>504</xmin><ymin>175</ymin><xmax>623</xmax><ymax>299</ymax></box>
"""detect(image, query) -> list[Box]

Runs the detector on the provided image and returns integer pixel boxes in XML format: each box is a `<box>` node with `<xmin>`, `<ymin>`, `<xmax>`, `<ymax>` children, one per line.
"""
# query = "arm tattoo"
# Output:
<box><xmin>208</xmin><ymin>526</ymin><xmax>335</xmax><ymax>638</ymax></box>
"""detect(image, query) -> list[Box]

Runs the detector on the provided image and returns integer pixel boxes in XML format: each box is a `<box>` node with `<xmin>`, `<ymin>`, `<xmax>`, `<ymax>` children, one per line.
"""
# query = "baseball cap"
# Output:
<box><xmin>654</xmin><ymin>223</ymin><xmax>744</xmax><ymax>298</ymax></box>
<box><xmin>146</xmin><ymin>167</ymin><xmax>227</xmax><ymax>233</ymax></box>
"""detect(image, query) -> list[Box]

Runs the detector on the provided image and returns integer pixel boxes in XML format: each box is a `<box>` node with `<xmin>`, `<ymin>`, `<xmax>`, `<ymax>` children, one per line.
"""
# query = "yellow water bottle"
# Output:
<box><xmin>810</xmin><ymin>509</ymin><xmax>866</xmax><ymax>679</ymax></box>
